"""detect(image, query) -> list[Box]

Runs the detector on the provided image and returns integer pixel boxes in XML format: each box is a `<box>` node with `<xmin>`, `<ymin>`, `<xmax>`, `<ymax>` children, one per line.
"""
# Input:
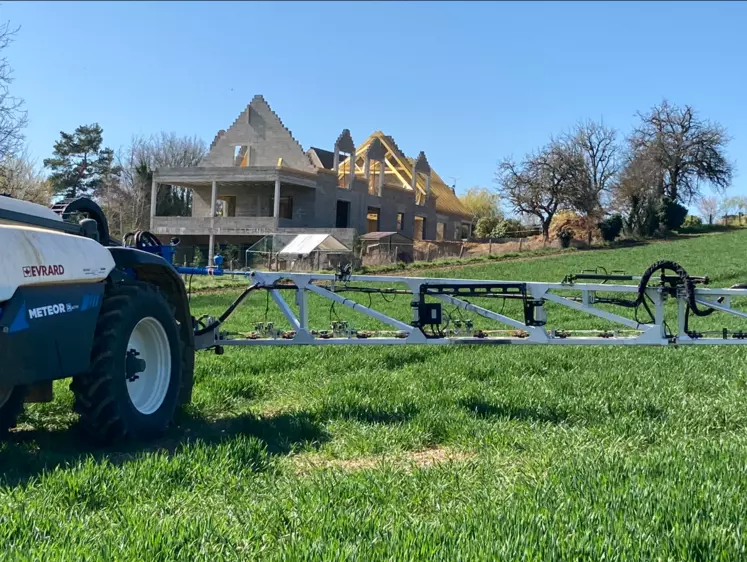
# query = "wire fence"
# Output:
<box><xmin>172</xmin><ymin>228</ymin><xmax>551</xmax><ymax>271</ymax></box>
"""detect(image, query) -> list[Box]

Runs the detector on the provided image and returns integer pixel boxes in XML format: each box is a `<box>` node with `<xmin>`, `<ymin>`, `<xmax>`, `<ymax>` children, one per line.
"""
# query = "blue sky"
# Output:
<box><xmin>3</xmin><ymin>1</ymin><xmax>746</xmax><ymax>202</ymax></box>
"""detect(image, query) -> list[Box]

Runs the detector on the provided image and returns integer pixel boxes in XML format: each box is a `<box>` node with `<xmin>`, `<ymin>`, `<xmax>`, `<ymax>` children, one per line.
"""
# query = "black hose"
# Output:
<box><xmin>636</xmin><ymin>260</ymin><xmax>715</xmax><ymax>323</ymax></box>
<box><xmin>124</xmin><ymin>230</ymin><xmax>163</xmax><ymax>250</ymax></box>
<box><xmin>194</xmin><ymin>283</ymin><xmax>260</xmax><ymax>336</ymax></box>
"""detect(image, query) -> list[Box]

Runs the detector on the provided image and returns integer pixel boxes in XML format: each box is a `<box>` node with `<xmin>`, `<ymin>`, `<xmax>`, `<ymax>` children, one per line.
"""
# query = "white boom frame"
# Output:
<box><xmin>192</xmin><ymin>270</ymin><xmax>747</xmax><ymax>350</ymax></box>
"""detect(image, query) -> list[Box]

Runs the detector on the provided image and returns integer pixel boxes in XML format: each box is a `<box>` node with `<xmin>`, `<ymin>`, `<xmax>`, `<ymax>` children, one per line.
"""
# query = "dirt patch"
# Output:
<box><xmin>410</xmin><ymin>236</ymin><xmax>555</xmax><ymax>261</ymax></box>
<box><xmin>293</xmin><ymin>447</ymin><xmax>476</xmax><ymax>475</ymax></box>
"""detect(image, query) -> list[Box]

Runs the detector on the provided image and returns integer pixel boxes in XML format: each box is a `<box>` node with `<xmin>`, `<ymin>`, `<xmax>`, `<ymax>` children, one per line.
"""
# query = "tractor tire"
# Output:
<box><xmin>71</xmin><ymin>282</ymin><xmax>183</xmax><ymax>444</ymax></box>
<box><xmin>0</xmin><ymin>386</ymin><xmax>27</xmax><ymax>437</ymax></box>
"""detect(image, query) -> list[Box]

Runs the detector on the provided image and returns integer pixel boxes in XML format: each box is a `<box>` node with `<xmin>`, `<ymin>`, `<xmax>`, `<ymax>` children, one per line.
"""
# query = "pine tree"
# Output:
<box><xmin>43</xmin><ymin>123</ymin><xmax>119</xmax><ymax>198</ymax></box>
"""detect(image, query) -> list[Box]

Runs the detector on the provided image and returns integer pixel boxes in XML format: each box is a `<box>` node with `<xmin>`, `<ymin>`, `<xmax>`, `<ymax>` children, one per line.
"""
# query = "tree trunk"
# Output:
<box><xmin>542</xmin><ymin>219</ymin><xmax>551</xmax><ymax>242</ymax></box>
<box><xmin>657</xmin><ymin>176</ymin><xmax>666</xmax><ymax>199</ymax></box>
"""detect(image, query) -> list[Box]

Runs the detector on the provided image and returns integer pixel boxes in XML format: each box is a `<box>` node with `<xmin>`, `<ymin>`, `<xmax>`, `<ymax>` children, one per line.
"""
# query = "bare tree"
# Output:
<box><xmin>630</xmin><ymin>100</ymin><xmax>733</xmax><ymax>204</ymax></box>
<box><xmin>714</xmin><ymin>196</ymin><xmax>747</xmax><ymax>226</ymax></box>
<box><xmin>718</xmin><ymin>196</ymin><xmax>736</xmax><ymax>225</ymax></box>
<box><xmin>565</xmin><ymin>119</ymin><xmax>619</xmax><ymax>243</ymax></box>
<box><xmin>496</xmin><ymin>141</ymin><xmax>581</xmax><ymax>241</ymax></box>
<box><xmin>135</xmin><ymin>131</ymin><xmax>206</xmax><ymax>171</ymax></box>
<box><xmin>101</xmin><ymin>133</ymin><xmax>206</xmax><ymax>239</ymax></box>
<box><xmin>0</xmin><ymin>20</ymin><xmax>27</xmax><ymax>162</ymax></box>
<box><xmin>0</xmin><ymin>148</ymin><xmax>51</xmax><ymax>205</ymax></box>
<box><xmin>732</xmin><ymin>196</ymin><xmax>747</xmax><ymax>225</ymax></box>
<box><xmin>696</xmin><ymin>196</ymin><xmax>718</xmax><ymax>226</ymax></box>
<box><xmin>609</xmin><ymin>145</ymin><xmax>662</xmax><ymax>236</ymax></box>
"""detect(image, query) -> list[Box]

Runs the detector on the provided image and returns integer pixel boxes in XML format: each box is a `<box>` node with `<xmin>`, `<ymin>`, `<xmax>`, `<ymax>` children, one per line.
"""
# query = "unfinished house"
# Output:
<box><xmin>151</xmin><ymin>95</ymin><xmax>472</xmax><ymax>264</ymax></box>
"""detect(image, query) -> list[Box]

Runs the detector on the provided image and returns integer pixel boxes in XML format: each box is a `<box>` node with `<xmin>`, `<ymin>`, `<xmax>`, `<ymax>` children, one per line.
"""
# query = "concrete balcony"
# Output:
<box><xmin>151</xmin><ymin>216</ymin><xmax>278</xmax><ymax>236</ymax></box>
<box><xmin>152</xmin><ymin>217</ymin><xmax>358</xmax><ymax>248</ymax></box>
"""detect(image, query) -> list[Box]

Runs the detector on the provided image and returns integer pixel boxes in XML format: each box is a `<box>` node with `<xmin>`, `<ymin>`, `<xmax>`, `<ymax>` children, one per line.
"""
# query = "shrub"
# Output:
<box><xmin>551</xmin><ymin>211</ymin><xmax>595</xmax><ymax>242</ymax></box>
<box><xmin>550</xmin><ymin>211</ymin><xmax>578</xmax><ymax>238</ymax></box>
<box><xmin>658</xmin><ymin>197</ymin><xmax>689</xmax><ymax>230</ymax></box>
<box><xmin>474</xmin><ymin>216</ymin><xmax>501</xmax><ymax>238</ymax></box>
<box><xmin>558</xmin><ymin>227</ymin><xmax>574</xmax><ymax>248</ymax></box>
<box><xmin>625</xmin><ymin>195</ymin><xmax>661</xmax><ymax>237</ymax></box>
<box><xmin>489</xmin><ymin>221</ymin><xmax>509</xmax><ymax>239</ymax></box>
<box><xmin>501</xmin><ymin>218</ymin><xmax>523</xmax><ymax>236</ymax></box>
<box><xmin>598</xmin><ymin>214</ymin><xmax>624</xmax><ymax>242</ymax></box>
<box><xmin>682</xmin><ymin>215</ymin><xmax>703</xmax><ymax>228</ymax></box>
<box><xmin>222</xmin><ymin>243</ymin><xmax>241</xmax><ymax>266</ymax></box>
<box><xmin>192</xmin><ymin>246</ymin><xmax>206</xmax><ymax>267</ymax></box>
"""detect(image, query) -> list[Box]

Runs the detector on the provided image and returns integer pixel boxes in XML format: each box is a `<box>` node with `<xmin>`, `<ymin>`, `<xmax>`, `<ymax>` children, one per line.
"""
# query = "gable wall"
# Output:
<box><xmin>200</xmin><ymin>97</ymin><xmax>314</xmax><ymax>172</ymax></box>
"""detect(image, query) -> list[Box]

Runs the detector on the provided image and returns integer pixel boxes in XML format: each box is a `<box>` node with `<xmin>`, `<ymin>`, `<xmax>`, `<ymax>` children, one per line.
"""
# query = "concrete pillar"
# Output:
<box><xmin>333</xmin><ymin>147</ymin><xmax>340</xmax><ymax>172</ymax></box>
<box><xmin>364</xmin><ymin>153</ymin><xmax>371</xmax><ymax>180</ymax></box>
<box><xmin>378</xmin><ymin>159</ymin><xmax>385</xmax><ymax>197</ymax></box>
<box><xmin>425</xmin><ymin>171</ymin><xmax>431</xmax><ymax>199</ymax></box>
<box><xmin>150</xmin><ymin>178</ymin><xmax>158</xmax><ymax>230</ymax></box>
<box><xmin>348</xmin><ymin>149</ymin><xmax>356</xmax><ymax>190</ymax></box>
<box><xmin>273</xmin><ymin>176</ymin><xmax>281</xmax><ymax>219</ymax></box>
<box><xmin>208</xmin><ymin>180</ymin><xmax>217</xmax><ymax>266</ymax></box>
<box><xmin>210</xmin><ymin>180</ymin><xmax>217</xmax><ymax>217</ymax></box>
<box><xmin>208</xmin><ymin>234</ymin><xmax>215</xmax><ymax>266</ymax></box>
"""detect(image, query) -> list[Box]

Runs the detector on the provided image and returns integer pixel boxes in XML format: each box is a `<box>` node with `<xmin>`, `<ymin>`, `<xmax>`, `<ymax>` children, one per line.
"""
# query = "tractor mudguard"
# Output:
<box><xmin>0</xmin><ymin>283</ymin><xmax>105</xmax><ymax>386</ymax></box>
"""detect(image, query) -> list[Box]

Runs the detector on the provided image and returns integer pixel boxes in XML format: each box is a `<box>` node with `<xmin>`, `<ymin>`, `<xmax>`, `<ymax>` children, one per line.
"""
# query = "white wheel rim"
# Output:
<box><xmin>0</xmin><ymin>387</ymin><xmax>13</xmax><ymax>409</ymax></box>
<box><xmin>126</xmin><ymin>317</ymin><xmax>171</xmax><ymax>415</ymax></box>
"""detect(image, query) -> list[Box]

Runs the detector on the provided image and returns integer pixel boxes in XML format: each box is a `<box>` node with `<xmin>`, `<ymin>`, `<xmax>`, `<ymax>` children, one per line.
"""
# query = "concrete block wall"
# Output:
<box><xmin>350</xmin><ymin>178</ymin><xmax>374</xmax><ymax>234</ymax></box>
<box><xmin>223</xmin><ymin>184</ymin><xmax>274</xmax><ymax>217</ymax></box>
<box><xmin>312</xmin><ymin>172</ymin><xmax>454</xmax><ymax>240</ymax></box>
<box><xmin>192</xmin><ymin>184</ymin><xmax>277</xmax><ymax>218</ymax></box>
<box><xmin>314</xmin><ymin>173</ymin><xmax>342</xmax><ymax>228</ymax></box>
<box><xmin>191</xmin><ymin>185</ymin><xmax>269</xmax><ymax>217</ymax></box>
<box><xmin>365</xmin><ymin>186</ymin><xmax>419</xmax><ymax>239</ymax></box>
<box><xmin>192</xmin><ymin>186</ymin><xmax>212</xmax><ymax>217</ymax></box>
<box><xmin>190</xmin><ymin>182</ymin><xmax>320</xmax><ymax>228</ymax></box>
<box><xmin>281</xmin><ymin>185</ymin><xmax>316</xmax><ymax>227</ymax></box>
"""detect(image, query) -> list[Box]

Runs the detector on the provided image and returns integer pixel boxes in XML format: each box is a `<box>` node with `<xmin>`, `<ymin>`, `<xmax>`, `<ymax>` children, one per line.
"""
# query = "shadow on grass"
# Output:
<box><xmin>0</xmin><ymin>408</ymin><xmax>330</xmax><ymax>487</ymax></box>
<box><xmin>677</xmin><ymin>224</ymin><xmax>744</xmax><ymax>235</ymax></box>
<box><xmin>460</xmin><ymin>398</ymin><xmax>571</xmax><ymax>425</ymax></box>
<box><xmin>380</xmin><ymin>346</ymin><xmax>451</xmax><ymax>371</ymax></box>
<box><xmin>639</xmin><ymin>402</ymin><xmax>668</xmax><ymax>421</ymax></box>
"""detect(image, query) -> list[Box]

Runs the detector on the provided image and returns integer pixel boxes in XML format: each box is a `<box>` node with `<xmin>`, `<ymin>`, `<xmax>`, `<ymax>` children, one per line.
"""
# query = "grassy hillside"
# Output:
<box><xmin>3</xmin><ymin>230</ymin><xmax>747</xmax><ymax>560</ymax></box>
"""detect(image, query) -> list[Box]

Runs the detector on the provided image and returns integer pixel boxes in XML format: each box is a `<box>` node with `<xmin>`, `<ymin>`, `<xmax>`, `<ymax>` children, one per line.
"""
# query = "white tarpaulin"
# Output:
<box><xmin>278</xmin><ymin>234</ymin><xmax>349</xmax><ymax>255</ymax></box>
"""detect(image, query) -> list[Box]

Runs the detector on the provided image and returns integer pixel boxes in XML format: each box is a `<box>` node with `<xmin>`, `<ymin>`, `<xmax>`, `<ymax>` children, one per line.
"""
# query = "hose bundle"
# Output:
<box><xmin>634</xmin><ymin>260</ymin><xmax>714</xmax><ymax>333</ymax></box>
<box><xmin>123</xmin><ymin>230</ymin><xmax>163</xmax><ymax>250</ymax></box>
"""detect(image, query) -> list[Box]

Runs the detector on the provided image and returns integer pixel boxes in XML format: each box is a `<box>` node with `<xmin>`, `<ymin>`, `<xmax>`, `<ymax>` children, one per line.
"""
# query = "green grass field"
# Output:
<box><xmin>3</xmin><ymin>230</ymin><xmax>747</xmax><ymax>560</ymax></box>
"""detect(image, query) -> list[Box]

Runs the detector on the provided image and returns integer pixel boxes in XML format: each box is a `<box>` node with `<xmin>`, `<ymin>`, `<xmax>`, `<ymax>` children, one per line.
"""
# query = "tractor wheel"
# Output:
<box><xmin>71</xmin><ymin>282</ymin><xmax>183</xmax><ymax>444</ymax></box>
<box><xmin>0</xmin><ymin>386</ymin><xmax>27</xmax><ymax>436</ymax></box>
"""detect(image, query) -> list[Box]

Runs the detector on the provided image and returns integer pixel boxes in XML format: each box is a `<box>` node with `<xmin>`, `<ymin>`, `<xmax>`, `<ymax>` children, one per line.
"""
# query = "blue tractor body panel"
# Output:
<box><xmin>0</xmin><ymin>283</ymin><xmax>105</xmax><ymax>385</ymax></box>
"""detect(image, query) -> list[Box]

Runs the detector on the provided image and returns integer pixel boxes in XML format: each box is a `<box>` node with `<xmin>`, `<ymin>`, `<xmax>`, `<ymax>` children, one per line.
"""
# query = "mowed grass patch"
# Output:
<box><xmin>1</xmin><ymin>230</ymin><xmax>747</xmax><ymax>559</ymax></box>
